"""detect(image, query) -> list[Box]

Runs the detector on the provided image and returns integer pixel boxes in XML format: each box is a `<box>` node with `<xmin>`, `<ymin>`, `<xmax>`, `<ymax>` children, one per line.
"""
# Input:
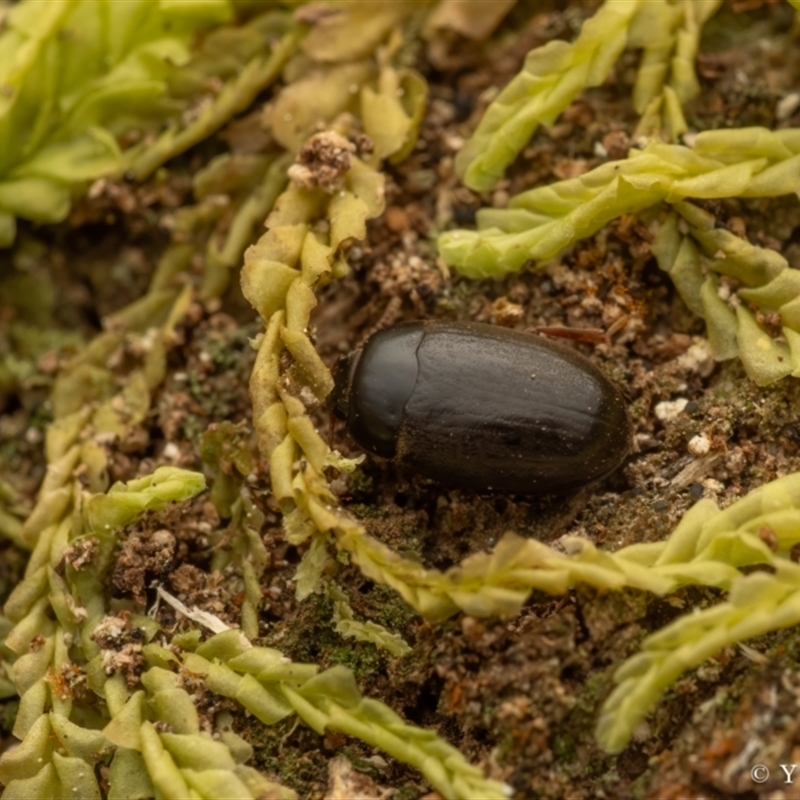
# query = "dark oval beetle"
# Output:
<box><xmin>331</xmin><ymin>320</ymin><xmax>631</xmax><ymax>494</ymax></box>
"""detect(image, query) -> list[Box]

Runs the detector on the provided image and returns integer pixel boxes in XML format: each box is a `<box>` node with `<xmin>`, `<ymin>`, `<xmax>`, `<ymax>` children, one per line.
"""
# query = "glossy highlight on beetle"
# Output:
<box><xmin>331</xmin><ymin>321</ymin><xmax>631</xmax><ymax>494</ymax></box>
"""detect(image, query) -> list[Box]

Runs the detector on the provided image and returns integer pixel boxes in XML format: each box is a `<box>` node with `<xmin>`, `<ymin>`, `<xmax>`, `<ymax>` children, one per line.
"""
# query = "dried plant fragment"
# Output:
<box><xmin>425</xmin><ymin>0</ymin><xmax>516</xmax><ymax>41</ymax></box>
<box><xmin>298</xmin><ymin>0</ymin><xmax>417</xmax><ymax>64</ymax></box>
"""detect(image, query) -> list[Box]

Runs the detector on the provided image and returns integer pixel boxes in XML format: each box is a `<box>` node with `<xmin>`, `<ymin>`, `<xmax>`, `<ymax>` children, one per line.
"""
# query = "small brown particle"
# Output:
<box><xmin>324</xmin><ymin>756</ymin><xmax>387</xmax><ymax>800</ymax></box>
<box><xmin>64</xmin><ymin>537</ymin><xmax>100</xmax><ymax>571</ymax></box>
<box><xmin>491</xmin><ymin>297</ymin><xmax>524</xmax><ymax>327</ymax></box>
<box><xmin>602</xmin><ymin>129</ymin><xmax>631</xmax><ymax>160</ymax></box>
<box><xmin>727</xmin><ymin>216</ymin><xmax>747</xmax><ymax>237</ymax></box>
<box><xmin>112</xmin><ymin>529</ymin><xmax>177</xmax><ymax>605</ymax></box>
<box><xmin>385</xmin><ymin>205</ymin><xmax>410</xmax><ymax>233</ymax></box>
<box><xmin>36</xmin><ymin>351</ymin><xmax>60</xmax><ymax>375</ymax></box>
<box><xmin>552</xmin><ymin>158</ymin><xmax>590</xmax><ymax>181</ymax></box>
<box><xmin>91</xmin><ymin>612</ymin><xmax>147</xmax><ymax>689</ymax></box>
<box><xmin>288</xmin><ymin>131</ymin><xmax>358</xmax><ymax>193</ymax></box>
<box><xmin>757</xmin><ymin>526</ymin><xmax>778</xmax><ymax>551</ymax></box>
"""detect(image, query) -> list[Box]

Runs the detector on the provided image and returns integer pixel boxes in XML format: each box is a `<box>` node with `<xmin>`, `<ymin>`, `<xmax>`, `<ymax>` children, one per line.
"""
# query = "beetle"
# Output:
<box><xmin>330</xmin><ymin>320</ymin><xmax>631</xmax><ymax>494</ymax></box>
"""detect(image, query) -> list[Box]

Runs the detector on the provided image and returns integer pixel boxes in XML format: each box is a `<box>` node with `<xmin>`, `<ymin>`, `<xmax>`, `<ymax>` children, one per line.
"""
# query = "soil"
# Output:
<box><xmin>3</xmin><ymin>1</ymin><xmax>800</xmax><ymax>798</ymax></box>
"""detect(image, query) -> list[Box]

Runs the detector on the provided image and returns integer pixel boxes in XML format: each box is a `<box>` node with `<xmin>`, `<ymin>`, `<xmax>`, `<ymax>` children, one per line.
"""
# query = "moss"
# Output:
<box><xmin>391</xmin><ymin>786</ymin><xmax>421</xmax><ymax>800</ymax></box>
<box><xmin>351</xmin><ymin>583</ymin><xmax>418</xmax><ymax>637</ymax></box>
<box><xmin>245</xmin><ymin>717</ymin><xmax>330</xmax><ymax>796</ymax></box>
